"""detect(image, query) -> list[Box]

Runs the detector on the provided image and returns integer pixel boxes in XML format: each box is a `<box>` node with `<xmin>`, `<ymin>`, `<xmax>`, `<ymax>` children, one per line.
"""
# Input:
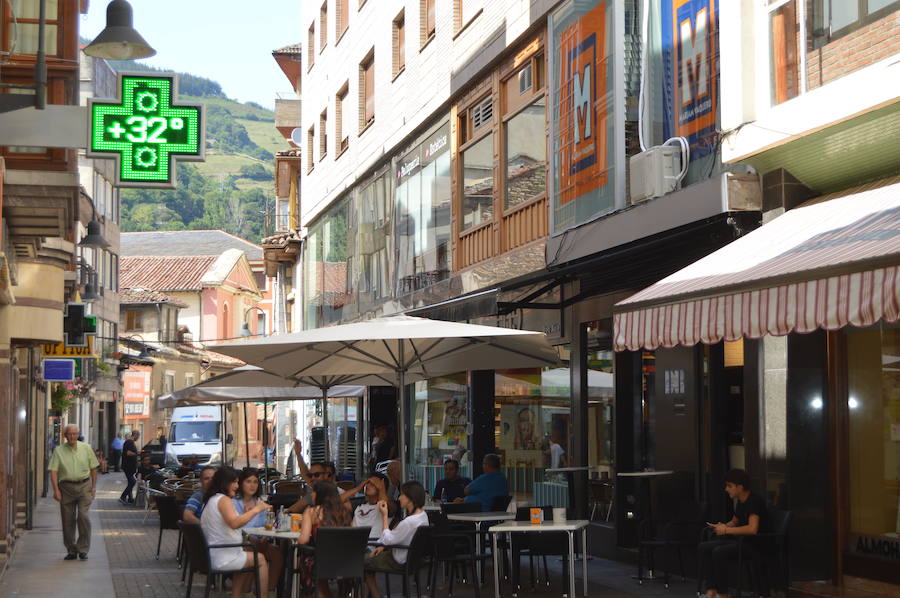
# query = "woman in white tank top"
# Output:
<box><xmin>199</xmin><ymin>468</ymin><xmax>272</xmax><ymax>597</ymax></box>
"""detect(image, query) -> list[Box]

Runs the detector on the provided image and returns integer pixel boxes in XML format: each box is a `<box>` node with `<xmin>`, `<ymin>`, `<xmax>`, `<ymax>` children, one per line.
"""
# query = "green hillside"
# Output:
<box><xmin>106</xmin><ymin>61</ymin><xmax>288</xmax><ymax>242</ymax></box>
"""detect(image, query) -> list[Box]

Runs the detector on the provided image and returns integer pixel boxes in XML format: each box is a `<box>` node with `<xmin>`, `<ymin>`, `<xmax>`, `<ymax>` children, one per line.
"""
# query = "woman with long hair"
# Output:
<box><xmin>201</xmin><ymin>467</ymin><xmax>272</xmax><ymax>598</ymax></box>
<box><xmin>233</xmin><ymin>468</ymin><xmax>284</xmax><ymax>592</ymax></box>
<box><xmin>296</xmin><ymin>481</ymin><xmax>352</xmax><ymax>597</ymax></box>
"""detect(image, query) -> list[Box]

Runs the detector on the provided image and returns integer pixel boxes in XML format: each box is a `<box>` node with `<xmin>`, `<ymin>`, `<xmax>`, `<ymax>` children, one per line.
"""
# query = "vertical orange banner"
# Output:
<box><xmin>557</xmin><ymin>2</ymin><xmax>608</xmax><ymax>205</ymax></box>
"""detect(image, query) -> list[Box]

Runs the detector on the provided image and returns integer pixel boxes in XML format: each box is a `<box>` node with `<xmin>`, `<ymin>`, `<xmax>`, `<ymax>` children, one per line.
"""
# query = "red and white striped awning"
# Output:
<box><xmin>614</xmin><ymin>176</ymin><xmax>900</xmax><ymax>352</ymax></box>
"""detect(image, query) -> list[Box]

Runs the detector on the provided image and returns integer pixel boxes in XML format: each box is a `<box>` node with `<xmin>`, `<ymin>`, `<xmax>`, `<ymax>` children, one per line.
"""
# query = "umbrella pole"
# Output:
<box><xmin>321</xmin><ymin>387</ymin><xmax>330</xmax><ymax>463</ymax></box>
<box><xmin>243</xmin><ymin>403</ymin><xmax>251</xmax><ymax>469</ymax></box>
<box><xmin>263</xmin><ymin>402</ymin><xmax>269</xmax><ymax>489</ymax></box>
<box><xmin>222</xmin><ymin>405</ymin><xmax>227</xmax><ymax>466</ymax></box>
<box><xmin>398</xmin><ymin>342</ymin><xmax>406</xmax><ymax>481</ymax></box>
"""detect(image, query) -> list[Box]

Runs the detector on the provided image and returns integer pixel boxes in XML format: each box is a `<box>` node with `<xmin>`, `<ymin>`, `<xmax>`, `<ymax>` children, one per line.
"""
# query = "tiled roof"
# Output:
<box><xmin>120</xmin><ymin>287</ymin><xmax>188</xmax><ymax>308</ymax></box>
<box><xmin>121</xmin><ymin>230</ymin><xmax>263</xmax><ymax>261</ymax></box>
<box><xmin>120</xmin><ymin>256</ymin><xmax>217</xmax><ymax>292</ymax></box>
<box><xmin>261</xmin><ymin>229</ymin><xmax>302</xmax><ymax>247</ymax></box>
<box><xmin>273</xmin><ymin>43</ymin><xmax>301</xmax><ymax>55</ymax></box>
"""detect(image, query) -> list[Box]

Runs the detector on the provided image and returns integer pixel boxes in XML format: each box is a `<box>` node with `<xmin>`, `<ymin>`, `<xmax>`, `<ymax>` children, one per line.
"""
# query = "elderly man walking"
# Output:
<box><xmin>48</xmin><ymin>424</ymin><xmax>99</xmax><ymax>560</ymax></box>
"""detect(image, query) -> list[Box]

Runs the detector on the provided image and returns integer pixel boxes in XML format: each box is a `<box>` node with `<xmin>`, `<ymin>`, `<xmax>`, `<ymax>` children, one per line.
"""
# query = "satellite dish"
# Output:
<box><xmin>290</xmin><ymin>127</ymin><xmax>303</xmax><ymax>147</ymax></box>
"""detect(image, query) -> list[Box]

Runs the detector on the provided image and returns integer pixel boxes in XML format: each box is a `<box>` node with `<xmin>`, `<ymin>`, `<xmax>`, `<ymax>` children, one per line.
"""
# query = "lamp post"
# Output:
<box><xmin>239</xmin><ymin>306</ymin><xmax>267</xmax><ymax>338</ymax></box>
<box><xmin>83</xmin><ymin>0</ymin><xmax>156</xmax><ymax>60</ymax></box>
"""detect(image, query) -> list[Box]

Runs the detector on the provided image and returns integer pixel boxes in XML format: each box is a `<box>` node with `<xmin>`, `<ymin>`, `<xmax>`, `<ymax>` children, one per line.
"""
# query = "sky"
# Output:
<box><xmin>80</xmin><ymin>0</ymin><xmax>301</xmax><ymax>109</ymax></box>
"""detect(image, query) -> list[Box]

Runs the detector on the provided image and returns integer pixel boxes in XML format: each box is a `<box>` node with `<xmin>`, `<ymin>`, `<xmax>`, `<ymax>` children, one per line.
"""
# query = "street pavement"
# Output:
<box><xmin>0</xmin><ymin>472</ymin><xmax>696</xmax><ymax>597</ymax></box>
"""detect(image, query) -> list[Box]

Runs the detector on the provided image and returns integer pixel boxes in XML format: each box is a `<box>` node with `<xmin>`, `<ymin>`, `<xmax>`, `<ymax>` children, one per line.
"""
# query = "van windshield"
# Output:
<box><xmin>171</xmin><ymin>422</ymin><xmax>220</xmax><ymax>442</ymax></box>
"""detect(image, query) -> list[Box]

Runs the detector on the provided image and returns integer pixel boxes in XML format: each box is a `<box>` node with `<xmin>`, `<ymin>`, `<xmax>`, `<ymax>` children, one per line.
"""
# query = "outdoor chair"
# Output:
<box><xmin>440</xmin><ymin>502</ymin><xmax>482</xmax><ymax>516</ymax></box>
<box><xmin>429</xmin><ymin>511</ymin><xmax>491</xmax><ymax>597</ymax></box>
<box><xmin>272</xmin><ymin>480</ymin><xmax>304</xmax><ymax>495</ymax></box>
<box><xmin>156</xmin><ymin>495</ymin><xmax>183</xmax><ymax>561</ymax></box>
<box><xmin>178</xmin><ymin>521</ymin><xmax>261</xmax><ymax>598</ymax></box>
<box><xmin>140</xmin><ymin>479</ymin><xmax>168</xmax><ymax>524</ymax></box>
<box><xmin>637</xmin><ymin>500</ymin><xmax>707</xmax><ymax>588</ymax></box>
<box><xmin>291</xmin><ymin>526</ymin><xmax>371</xmax><ymax>597</ymax></box>
<box><xmin>490</xmin><ymin>495</ymin><xmax>513</xmax><ymax>512</ymax></box>
<box><xmin>366</xmin><ymin>524</ymin><xmax>433</xmax><ymax>598</ymax></box>
<box><xmin>589</xmin><ymin>479</ymin><xmax>615</xmax><ymax>522</ymax></box>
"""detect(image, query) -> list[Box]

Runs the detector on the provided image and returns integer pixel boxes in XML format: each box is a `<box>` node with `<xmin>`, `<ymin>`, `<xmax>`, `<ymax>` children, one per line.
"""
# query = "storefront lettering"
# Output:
<box><xmin>424</xmin><ymin>134</ymin><xmax>447</xmax><ymax>158</ymax></box>
<box><xmin>398</xmin><ymin>155</ymin><xmax>420</xmax><ymax>178</ymax></box>
<box><xmin>855</xmin><ymin>535</ymin><xmax>900</xmax><ymax>560</ymax></box>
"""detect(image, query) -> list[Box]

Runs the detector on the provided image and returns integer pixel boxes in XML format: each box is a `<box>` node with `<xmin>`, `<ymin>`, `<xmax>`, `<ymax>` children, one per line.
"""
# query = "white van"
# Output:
<box><xmin>165</xmin><ymin>406</ymin><xmax>227</xmax><ymax>467</ymax></box>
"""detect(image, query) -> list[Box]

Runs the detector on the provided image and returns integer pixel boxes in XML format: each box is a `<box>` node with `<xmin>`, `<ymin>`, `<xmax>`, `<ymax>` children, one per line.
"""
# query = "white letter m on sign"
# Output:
<box><xmin>573</xmin><ymin>64</ymin><xmax>592</xmax><ymax>142</ymax></box>
<box><xmin>679</xmin><ymin>7</ymin><xmax>708</xmax><ymax>104</ymax></box>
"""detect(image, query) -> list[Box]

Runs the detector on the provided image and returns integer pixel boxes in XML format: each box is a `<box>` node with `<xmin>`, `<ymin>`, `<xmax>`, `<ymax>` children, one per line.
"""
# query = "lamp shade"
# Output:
<box><xmin>79</xmin><ymin>220</ymin><xmax>111</xmax><ymax>249</ymax></box>
<box><xmin>83</xmin><ymin>0</ymin><xmax>156</xmax><ymax>60</ymax></box>
<box><xmin>81</xmin><ymin>283</ymin><xmax>99</xmax><ymax>302</ymax></box>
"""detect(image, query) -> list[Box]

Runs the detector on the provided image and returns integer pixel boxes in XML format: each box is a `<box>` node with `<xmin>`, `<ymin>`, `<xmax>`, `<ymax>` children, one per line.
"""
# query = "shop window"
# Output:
<box><xmin>408</xmin><ymin>373</ymin><xmax>472</xmax><ymax>490</ymax></box>
<box><xmin>845</xmin><ymin>323</ymin><xmax>900</xmax><ymax>572</ymax></box>
<box><xmin>303</xmin><ymin>200</ymin><xmax>352</xmax><ymax>328</ymax></box>
<box><xmin>356</xmin><ymin>169</ymin><xmax>392</xmax><ymax>305</ymax></box>
<box><xmin>504</xmin><ymin>98</ymin><xmax>546</xmax><ymax>210</ymax></box>
<box><xmin>395</xmin><ymin>123</ymin><xmax>451</xmax><ymax>295</ymax></box>
<box><xmin>460</xmin><ymin>134</ymin><xmax>494</xmax><ymax>231</ymax></box>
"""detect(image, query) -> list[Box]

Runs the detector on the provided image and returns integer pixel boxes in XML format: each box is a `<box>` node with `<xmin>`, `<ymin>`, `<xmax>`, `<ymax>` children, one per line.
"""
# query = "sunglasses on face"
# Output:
<box><xmin>310</xmin><ymin>472</ymin><xmax>324</xmax><ymax>478</ymax></box>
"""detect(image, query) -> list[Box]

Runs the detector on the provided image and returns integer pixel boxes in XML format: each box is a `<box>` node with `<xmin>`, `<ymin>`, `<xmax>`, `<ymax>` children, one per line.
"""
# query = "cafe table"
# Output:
<box><xmin>616</xmin><ymin>470</ymin><xmax>674</xmax><ymax>581</ymax></box>
<box><xmin>244</xmin><ymin>527</ymin><xmax>302</xmax><ymax>598</ymax></box>
<box><xmin>489</xmin><ymin>519</ymin><xmax>590</xmax><ymax>598</ymax></box>
<box><xmin>446</xmin><ymin>511</ymin><xmax>514</xmax><ymax>580</ymax></box>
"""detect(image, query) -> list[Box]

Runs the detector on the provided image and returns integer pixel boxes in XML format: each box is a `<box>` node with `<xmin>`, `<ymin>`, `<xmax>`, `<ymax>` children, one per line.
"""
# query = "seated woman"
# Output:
<box><xmin>200</xmin><ymin>467</ymin><xmax>272</xmax><ymax>598</ymax></box>
<box><xmin>364</xmin><ymin>481</ymin><xmax>429</xmax><ymax>598</ymax></box>
<box><xmin>233</xmin><ymin>468</ymin><xmax>284</xmax><ymax>594</ymax></box>
<box><xmin>296</xmin><ymin>481</ymin><xmax>353</xmax><ymax>598</ymax></box>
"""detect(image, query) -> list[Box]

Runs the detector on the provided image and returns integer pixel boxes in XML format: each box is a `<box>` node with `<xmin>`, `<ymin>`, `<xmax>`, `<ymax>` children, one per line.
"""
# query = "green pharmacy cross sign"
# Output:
<box><xmin>88</xmin><ymin>73</ymin><xmax>205</xmax><ymax>188</ymax></box>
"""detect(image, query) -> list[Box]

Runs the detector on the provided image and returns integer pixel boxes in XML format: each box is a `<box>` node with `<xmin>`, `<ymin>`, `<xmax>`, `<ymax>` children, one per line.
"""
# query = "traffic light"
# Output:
<box><xmin>63</xmin><ymin>303</ymin><xmax>97</xmax><ymax>347</ymax></box>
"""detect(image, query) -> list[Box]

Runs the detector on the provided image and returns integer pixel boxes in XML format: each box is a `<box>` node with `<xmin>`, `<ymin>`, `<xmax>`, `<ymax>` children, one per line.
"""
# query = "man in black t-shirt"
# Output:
<box><xmin>432</xmin><ymin>459</ymin><xmax>471</xmax><ymax>503</ymax></box>
<box><xmin>118</xmin><ymin>430</ymin><xmax>140</xmax><ymax>505</ymax></box>
<box><xmin>698</xmin><ymin>468</ymin><xmax>768</xmax><ymax>598</ymax></box>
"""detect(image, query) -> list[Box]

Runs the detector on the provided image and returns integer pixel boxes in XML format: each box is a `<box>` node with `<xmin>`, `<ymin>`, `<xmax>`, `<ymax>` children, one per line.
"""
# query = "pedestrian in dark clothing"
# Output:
<box><xmin>698</xmin><ymin>468</ymin><xmax>769</xmax><ymax>598</ymax></box>
<box><xmin>110</xmin><ymin>433</ymin><xmax>123</xmax><ymax>472</ymax></box>
<box><xmin>119</xmin><ymin>430</ymin><xmax>140</xmax><ymax>505</ymax></box>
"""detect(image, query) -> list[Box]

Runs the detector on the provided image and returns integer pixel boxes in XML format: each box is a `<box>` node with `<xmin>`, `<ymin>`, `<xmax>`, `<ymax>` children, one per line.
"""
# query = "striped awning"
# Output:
<box><xmin>614</xmin><ymin>176</ymin><xmax>900</xmax><ymax>352</ymax></box>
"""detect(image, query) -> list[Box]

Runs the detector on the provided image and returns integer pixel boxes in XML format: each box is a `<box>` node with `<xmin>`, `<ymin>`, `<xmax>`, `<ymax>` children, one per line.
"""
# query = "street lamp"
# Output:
<box><xmin>83</xmin><ymin>0</ymin><xmax>156</xmax><ymax>60</ymax></box>
<box><xmin>239</xmin><ymin>306</ymin><xmax>267</xmax><ymax>338</ymax></box>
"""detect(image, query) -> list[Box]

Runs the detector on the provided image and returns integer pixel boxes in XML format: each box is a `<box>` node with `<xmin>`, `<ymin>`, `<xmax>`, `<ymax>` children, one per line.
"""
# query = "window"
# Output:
<box><xmin>307</xmin><ymin>125</ymin><xmax>315</xmax><ymax>171</ymax></box>
<box><xmin>420</xmin><ymin>0</ymin><xmax>436</xmax><ymax>47</ymax></box>
<box><xmin>461</xmin><ymin>134</ymin><xmax>494</xmax><ymax>230</ymax></box>
<box><xmin>504</xmin><ymin>98</ymin><xmax>547</xmax><ymax>210</ymax></box>
<box><xmin>320</xmin><ymin>2</ymin><xmax>328</xmax><ymax>50</ymax></box>
<box><xmin>185</xmin><ymin>372</ymin><xmax>195</xmax><ymax>388</ymax></box>
<box><xmin>319</xmin><ymin>109</ymin><xmax>328</xmax><ymax>160</ymax></box>
<box><xmin>164</xmin><ymin>371</ymin><xmax>176</xmax><ymax>394</ymax></box>
<box><xmin>3</xmin><ymin>0</ymin><xmax>60</xmax><ymax>56</ymax></box>
<box><xmin>359</xmin><ymin>51</ymin><xmax>375</xmax><ymax>131</ymax></box>
<box><xmin>769</xmin><ymin>1</ymin><xmax>801</xmax><ymax>105</ymax></box>
<box><xmin>125</xmin><ymin>310</ymin><xmax>142</xmax><ymax>332</ymax></box>
<box><xmin>336</xmin><ymin>83</ymin><xmax>349</xmax><ymax>154</ymax></box>
<box><xmin>337</xmin><ymin>0</ymin><xmax>349</xmax><ymax>39</ymax></box>
<box><xmin>308</xmin><ymin>23</ymin><xmax>315</xmax><ymax>68</ymax></box>
<box><xmin>393</xmin><ymin>11</ymin><xmax>406</xmax><ymax>78</ymax></box>
<box><xmin>471</xmin><ymin>97</ymin><xmax>493</xmax><ymax>132</ymax></box>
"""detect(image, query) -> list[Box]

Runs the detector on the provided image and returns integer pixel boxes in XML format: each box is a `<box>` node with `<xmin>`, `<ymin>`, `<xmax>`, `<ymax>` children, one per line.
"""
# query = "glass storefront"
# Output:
<box><xmin>409</xmin><ymin>373</ymin><xmax>472</xmax><ymax>496</ymax></box>
<box><xmin>846</xmin><ymin>323</ymin><xmax>900</xmax><ymax>564</ymax></box>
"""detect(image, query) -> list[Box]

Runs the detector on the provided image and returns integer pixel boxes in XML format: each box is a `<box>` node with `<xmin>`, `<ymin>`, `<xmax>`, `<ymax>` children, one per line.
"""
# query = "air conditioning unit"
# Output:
<box><xmin>629</xmin><ymin>144</ymin><xmax>681</xmax><ymax>203</ymax></box>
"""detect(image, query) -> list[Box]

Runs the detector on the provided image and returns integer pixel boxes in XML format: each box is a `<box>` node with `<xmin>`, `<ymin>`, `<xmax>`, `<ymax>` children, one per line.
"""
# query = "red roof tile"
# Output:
<box><xmin>120</xmin><ymin>256</ymin><xmax>217</xmax><ymax>292</ymax></box>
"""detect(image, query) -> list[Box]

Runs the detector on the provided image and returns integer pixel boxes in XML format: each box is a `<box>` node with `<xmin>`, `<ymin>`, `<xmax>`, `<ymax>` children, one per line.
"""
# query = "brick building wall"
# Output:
<box><xmin>806</xmin><ymin>11</ymin><xmax>900</xmax><ymax>90</ymax></box>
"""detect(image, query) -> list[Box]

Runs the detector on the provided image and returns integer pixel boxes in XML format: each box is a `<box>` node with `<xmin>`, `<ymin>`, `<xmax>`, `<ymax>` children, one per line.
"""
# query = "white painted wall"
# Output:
<box><xmin>170</xmin><ymin>292</ymin><xmax>202</xmax><ymax>341</ymax></box>
<box><xmin>299</xmin><ymin>0</ymin><xmax>549</xmax><ymax>228</ymax></box>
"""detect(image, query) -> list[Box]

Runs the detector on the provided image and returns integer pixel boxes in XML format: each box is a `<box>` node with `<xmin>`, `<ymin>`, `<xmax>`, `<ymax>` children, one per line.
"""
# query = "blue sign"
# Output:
<box><xmin>42</xmin><ymin>359</ymin><xmax>76</xmax><ymax>382</ymax></box>
<box><xmin>661</xmin><ymin>0</ymin><xmax>719</xmax><ymax>161</ymax></box>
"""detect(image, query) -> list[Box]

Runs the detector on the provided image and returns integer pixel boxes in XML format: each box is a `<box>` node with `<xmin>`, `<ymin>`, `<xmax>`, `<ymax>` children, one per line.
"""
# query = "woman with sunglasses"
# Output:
<box><xmin>233</xmin><ymin>468</ymin><xmax>284</xmax><ymax>593</ymax></box>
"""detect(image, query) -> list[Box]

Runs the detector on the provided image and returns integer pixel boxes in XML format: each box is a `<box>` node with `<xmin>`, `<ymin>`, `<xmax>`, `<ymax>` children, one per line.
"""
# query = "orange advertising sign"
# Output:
<box><xmin>556</xmin><ymin>2</ymin><xmax>608</xmax><ymax>205</ymax></box>
<box><xmin>123</xmin><ymin>365</ymin><xmax>151</xmax><ymax>419</ymax></box>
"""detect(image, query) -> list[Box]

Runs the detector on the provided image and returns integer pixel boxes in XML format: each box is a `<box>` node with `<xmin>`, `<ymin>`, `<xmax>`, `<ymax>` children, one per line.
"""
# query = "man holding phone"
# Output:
<box><xmin>698</xmin><ymin>468</ymin><xmax>768</xmax><ymax>598</ymax></box>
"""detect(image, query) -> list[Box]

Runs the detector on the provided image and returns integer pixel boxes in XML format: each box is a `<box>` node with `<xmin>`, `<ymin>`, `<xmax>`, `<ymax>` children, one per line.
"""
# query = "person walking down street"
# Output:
<box><xmin>48</xmin><ymin>424</ymin><xmax>99</xmax><ymax>560</ymax></box>
<box><xmin>110</xmin><ymin>433</ymin><xmax>123</xmax><ymax>472</ymax></box>
<box><xmin>119</xmin><ymin>430</ymin><xmax>140</xmax><ymax>505</ymax></box>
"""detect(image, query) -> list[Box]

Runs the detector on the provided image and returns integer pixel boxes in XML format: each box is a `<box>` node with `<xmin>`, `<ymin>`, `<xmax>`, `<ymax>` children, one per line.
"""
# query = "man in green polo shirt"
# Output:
<box><xmin>48</xmin><ymin>424</ymin><xmax>99</xmax><ymax>560</ymax></box>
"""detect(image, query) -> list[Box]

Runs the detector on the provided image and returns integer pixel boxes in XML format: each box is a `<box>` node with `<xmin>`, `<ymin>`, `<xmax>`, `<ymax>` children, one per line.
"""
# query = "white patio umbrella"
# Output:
<box><xmin>211</xmin><ymin>315</ymin><xmax>559</xmax><ymax>475</ymax></box>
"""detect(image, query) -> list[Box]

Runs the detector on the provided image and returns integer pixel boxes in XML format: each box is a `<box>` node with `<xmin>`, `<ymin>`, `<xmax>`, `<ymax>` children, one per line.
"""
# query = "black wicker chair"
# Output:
<box><xmin>178</xmin><ymin>521</ymin><xmax>261</xmax><ymax>598</ymax></box>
